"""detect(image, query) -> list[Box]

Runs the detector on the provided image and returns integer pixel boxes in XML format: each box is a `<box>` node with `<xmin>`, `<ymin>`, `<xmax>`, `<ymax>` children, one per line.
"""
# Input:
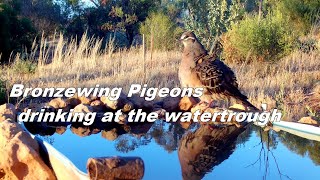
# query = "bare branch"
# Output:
<box><xmin>89</xmin><ymin>0</ymin><xmax>100</xmax><ymax>8</ymax></box>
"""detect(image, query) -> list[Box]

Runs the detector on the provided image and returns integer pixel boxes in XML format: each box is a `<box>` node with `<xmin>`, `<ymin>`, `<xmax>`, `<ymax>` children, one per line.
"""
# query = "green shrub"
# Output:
<box><xmin>276</xmin><ymin>0</ymin><xmax>320</xmax><ymax>34</ymax></box>
<box><xmin>11</xmin><ymin>60</ymin><xmax>37</xmax><ymax>74</ymax></box>
<box><xmin>139</xmin><ymin>12</ymin><xmax>181</xmax><ymax>51</ymax></box>
<box><xmin>223</xmin><ymin>12</ymin><xmax>297</xmax><ymax>63</ymax></box>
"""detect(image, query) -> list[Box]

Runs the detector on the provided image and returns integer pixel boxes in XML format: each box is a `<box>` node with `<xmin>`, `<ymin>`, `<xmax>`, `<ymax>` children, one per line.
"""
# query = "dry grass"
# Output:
<box><xmin>0</xmin><ymin>34</ymin><xmax>319</xmax><ymax>121</ymax></box>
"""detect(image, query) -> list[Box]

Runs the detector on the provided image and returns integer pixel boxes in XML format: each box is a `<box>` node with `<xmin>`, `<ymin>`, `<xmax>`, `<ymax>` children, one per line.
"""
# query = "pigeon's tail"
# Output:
<box><xmin>234</xmin><ymin>96</ymin><xmax>260</xmax><ymax>112</ymax></box>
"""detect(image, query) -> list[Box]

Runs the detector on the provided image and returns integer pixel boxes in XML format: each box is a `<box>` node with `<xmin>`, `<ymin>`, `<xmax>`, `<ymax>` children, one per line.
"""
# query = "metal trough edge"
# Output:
<box><xmin>272</xmin><ymin>121</ymin><xmax>320</xmax><ymax>142</ymax></box>
<box><xmin>19</xmin><ymin>122</ymin><xmax>89</xmax><ymax>180</ymax></box>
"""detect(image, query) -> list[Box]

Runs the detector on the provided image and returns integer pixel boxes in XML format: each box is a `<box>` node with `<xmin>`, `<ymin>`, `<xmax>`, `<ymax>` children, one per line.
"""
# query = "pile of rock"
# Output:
<box><xmin>26</xmin><ymin>95</ymin><xmax>200</xmax><ymax>125</ymax></box>
<box><xmin>1</xmin><ymin>91</ymin><xmax>319</xmax><ymax>179</ymax></box>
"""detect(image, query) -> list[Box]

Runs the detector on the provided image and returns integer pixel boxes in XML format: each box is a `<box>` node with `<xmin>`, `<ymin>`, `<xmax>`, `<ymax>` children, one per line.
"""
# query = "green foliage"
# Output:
<box><xmin>184</xmin><ymin>0</ymin><xmax>243</xmax><ymax>49</ymax></box>
<box><xmin>11</xmin><ymin>60</ymin><xmax>37</xmax><ymax>74</ymax></box>
<box><xmin>139</xmin><ymin>12</ymin><xmax>182</xmax><ymax>51</ymax></box>
<box><xmin>63</xmin><ymin>0</ymin><xmax>159</xmax><ymax>45</ymax></box>
<box><xmin>0</xmin><ymin>1</ymin><xmax>36</xmax><ymax>63</ymax></box>
<box><xmin>101</xmin><ymin>6</ymin><xmax>138</xmax><ymax>32</ymax></box>
<box><xmin>276</xmin><ymin>0</ymin><xmax>320</xmax><ymax>34</ymax></box>
<box><xmin>223</xmin><ymin>12</ymin><xmax>297</xmax><ymax>62</ymax></box>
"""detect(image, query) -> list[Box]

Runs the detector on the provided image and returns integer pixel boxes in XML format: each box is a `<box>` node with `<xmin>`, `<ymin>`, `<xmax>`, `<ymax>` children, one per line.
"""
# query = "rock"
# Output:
<box><xmin>298</xmin><ymin>116</ymin><xmax>319</xmax><ymax>126</ymax></box>
<box><xmin>0</xmin><ymin>120</ymin><xmax>56</xmax><ymax>180</ymax></box>
<box><xmin>91</xmin><ymin>128</ymin><xmax>101</xmax><ymax>134</ymax></box>
<box><xmin>48</xmin><ymin>98</ymin><xmax>68</xmax><ymax>111</ymax></box>
<box><xmin>100</xmin><ymin>93</ymin><xmax>129</xmax><ymax>110</ymax></box>
<box><xmin>55</xmin><ymin>126</ymin><xmax>67</xmax><ymax>135</ymax></box>
<box><xmin>90</xmin><ymin>100</ymin><xmax>107</xmax><ymax>112</ymax></box>
<box><xmin>117</xmin><ymin>114</ymin><xmax>128</xmax><ymax>125</ymax></box>
<box><xmin>0</xmin><ymin>103</ymin><xmax>16</xmax><ymax>121</ymax></box>
<box><xmin>66</xmin><ymin>97</ymin><xmax>81</xmax><ymax>108</ymax></box>
<box><xmin>179</xmin><ymin>97</ymin><xmax>199</xmax><ymax>111</ymax></box>
<box><xmin>162</xmin><ymin>97</ymin><xmax>182</xmax><ymax>112</ymax></box>
<box><xmin>73</xmin><ymin>104</ymin><xmax>94</xmax><ymax>114</ymax></box>
<box><xmin>101</xmin><ymin>128</ymin><xmax>118</xmax><ymax>141</ymax></box>
<box><xmin>87</xmin><ymin>156</ymin><xmax>144</xmax><ymax>180</ymax></box>
<box><xmin>78</xmin><ymin>96</ymin><xmax>91</xmax><ymax>105</ymax></box>
<box><xmin>128</xmin><ymin>123</ymin><xmax>153</xmax><ymax>136</ymax></box>
<box><xmin>122</xmin><ymin>101</ymin><xmax>134</xmax><ymax>113</ymax></box>
<box><xmin>90</xmin><ymin>100</ymin><xmax>104</xmax><ymax>107</ymax></box>
<box><xmin>128</xmin><ymin>95</ymin><xmax>154</xmax><ymax>111</ymax></box>
<box><xmin>70</xmin><ymin>126</ymin><xmax>92</xmax><ymax>137</ymax></box>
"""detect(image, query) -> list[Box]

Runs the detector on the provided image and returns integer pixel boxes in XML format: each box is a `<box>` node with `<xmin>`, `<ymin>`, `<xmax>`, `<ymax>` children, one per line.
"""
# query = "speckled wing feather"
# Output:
<box><xmin>193</xmin><ymin>59</ymin><xmax>248</xmax><ymax>102</ymax></box>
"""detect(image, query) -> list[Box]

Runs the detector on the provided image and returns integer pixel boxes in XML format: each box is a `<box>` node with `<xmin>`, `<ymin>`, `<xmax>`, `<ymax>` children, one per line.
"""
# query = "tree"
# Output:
<box><xmin>63</xmin><ymin>0</ymin><xmax>159</xmax><ymax>46</ymax></box>
<box><xmin>0</xmin><ymin>0</ymin><xmax>36</xmax><ymax>62</ymax></box>
<box><xmin>19</xmin><ymin>0</ymin><xmax>64</xmax><ymax>35</ymax></box>
<box><xmin>140</xmin><ymin>12</ymin><xmax>183</xmax><ymax>51</ymax></box>
<box><xmin>184</xmin><ymin>0</ymin><xmax>243</xmax><ymax>49</ymax></box>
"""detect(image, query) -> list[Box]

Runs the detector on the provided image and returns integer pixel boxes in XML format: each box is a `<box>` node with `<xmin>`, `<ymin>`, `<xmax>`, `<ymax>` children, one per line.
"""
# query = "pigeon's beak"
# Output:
<box><xmin>178</xmin><ymin>38</ymin><xmax>184</xmax><ymax>43</ymax></box>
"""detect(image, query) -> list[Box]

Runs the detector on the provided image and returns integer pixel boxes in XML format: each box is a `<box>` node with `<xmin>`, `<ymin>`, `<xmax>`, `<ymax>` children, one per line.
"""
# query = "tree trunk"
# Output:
<box><xmin>258</xmin><ymin>0</ymin><xmax>263</xmax><ymax>21</ymax></box>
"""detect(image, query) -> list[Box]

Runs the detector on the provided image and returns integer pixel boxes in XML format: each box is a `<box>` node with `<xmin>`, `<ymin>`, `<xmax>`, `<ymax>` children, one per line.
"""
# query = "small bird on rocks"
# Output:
<box><xmin>179</xmin><ymin>31</ymin><xmax>258</xmax><ymax>111</ymax></box>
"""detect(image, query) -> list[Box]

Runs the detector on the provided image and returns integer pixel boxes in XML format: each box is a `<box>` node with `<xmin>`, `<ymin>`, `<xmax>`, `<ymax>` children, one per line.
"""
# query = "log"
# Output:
<box><xmin>87</xmin><ymin>157</ymin><xmax>144</xmax><ymax>180</ymax></box>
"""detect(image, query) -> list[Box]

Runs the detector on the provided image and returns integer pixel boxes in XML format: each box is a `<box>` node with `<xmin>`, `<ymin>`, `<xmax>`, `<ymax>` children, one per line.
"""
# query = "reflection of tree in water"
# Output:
<box><xmin>235</xmin><ymin>125</ymin><xmax>279</xmax><ymax>149</ymax></box>
<box><xmin>308</xmin><ymin>142</ymin><xmax>320</xmax><ymax>165</ymax></box>
<box><xmin>114</xmin><ymin>121</ymin><xmax>187</xmax><ymax>153</ymax></box>
<box><xmin>253</xmin><ymin>125</ymin><xmax>278</xmax><ymax>149</ymax></box>
<box><xmin>115</xmin><ymin>134</ymin><xmax>152</xmax><ymax>153</ymax></box>
<box><xmin>247</xmin><ymin>128</ymin><xmax>292</xmax><ymax>180</ymax></box>
<box><xmin>149</xmin><ymin>121</ymin><xmax>186</xmax><ymax>153</ymax></box>
<box><xmin>278</xmin><ymin>131</ymin><xmax>320</xmax><ymax>166</ymax></box>
<box><xmin>235</xmin><ymin>124</ymin><xmax>253</xmax><ymax>147</ymax></box>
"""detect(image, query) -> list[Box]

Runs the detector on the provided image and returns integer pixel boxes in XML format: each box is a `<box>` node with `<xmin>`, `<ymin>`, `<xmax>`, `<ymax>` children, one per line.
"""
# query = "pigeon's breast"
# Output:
<box><xmin>179</xmin><ymin>59</ymin><xmax>203</xmax><ymax>88</ymax></box>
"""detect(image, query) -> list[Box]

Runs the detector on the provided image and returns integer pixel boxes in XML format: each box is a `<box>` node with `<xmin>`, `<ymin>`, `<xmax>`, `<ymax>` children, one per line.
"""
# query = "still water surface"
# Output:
<box><xmin>28</xmin><ymin>121</ymin><xmax>320</xmax><ymax>180</ymax></box>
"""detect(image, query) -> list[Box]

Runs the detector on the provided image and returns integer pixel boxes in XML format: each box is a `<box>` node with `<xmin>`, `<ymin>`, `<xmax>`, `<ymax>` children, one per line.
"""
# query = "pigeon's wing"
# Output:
<box><xmin>193</xmin><ymin>59</ymin><xmax>247</xmax><ymax>100</ymax></box>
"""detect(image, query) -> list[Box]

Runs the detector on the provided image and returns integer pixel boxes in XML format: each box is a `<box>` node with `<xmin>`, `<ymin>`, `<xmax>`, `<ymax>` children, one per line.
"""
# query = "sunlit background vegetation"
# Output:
<box><xmin>0</xmin><ymin>0</ymin><xmax>319</xmax><ymax>121</ymax></box>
